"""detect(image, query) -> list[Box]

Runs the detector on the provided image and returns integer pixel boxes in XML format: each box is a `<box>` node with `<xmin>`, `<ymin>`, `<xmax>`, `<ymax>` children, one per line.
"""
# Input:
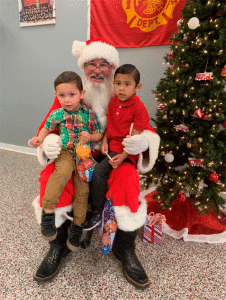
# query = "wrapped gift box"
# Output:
<box><xmin>143</xmin><ymin>213</ymin><xmax>166</xmax><ymax>245</ymax></box>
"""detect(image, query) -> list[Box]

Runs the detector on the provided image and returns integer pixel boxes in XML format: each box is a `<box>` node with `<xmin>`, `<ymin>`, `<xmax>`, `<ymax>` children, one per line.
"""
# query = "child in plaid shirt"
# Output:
<box><xmin>29</xmin><ymin>71</ymin><xmax>103</xmax><ymax>251</ymax></box>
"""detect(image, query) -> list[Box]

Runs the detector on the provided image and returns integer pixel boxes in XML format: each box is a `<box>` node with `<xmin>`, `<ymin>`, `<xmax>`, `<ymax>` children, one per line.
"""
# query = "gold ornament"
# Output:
<box><xmin>207</xmin><ymin>162</ymin><xmax>214</xmax><ymax>167</ymax></box>
<box><xmin>187</xmin><ymin>143</ymin><xmax>192</xmax><ymax>148</ymax></box>
<box><xmin>198</xmin><ymin>138</ymin><xmax>203</xmax><ymax>143</ymax></box>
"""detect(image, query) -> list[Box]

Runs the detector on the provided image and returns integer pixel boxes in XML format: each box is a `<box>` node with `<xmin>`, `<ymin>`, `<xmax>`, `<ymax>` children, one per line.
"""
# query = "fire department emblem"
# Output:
<box><xmin>122</xmin><ymin>0</ymin><xmax>181</xmax><ymax>32</ymax></box>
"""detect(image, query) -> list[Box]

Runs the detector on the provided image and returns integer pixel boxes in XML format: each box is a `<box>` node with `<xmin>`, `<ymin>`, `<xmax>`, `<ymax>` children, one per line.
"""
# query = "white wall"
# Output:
<box><xmin>0</xmin><ymin>0</ymin><xmax>170</xmax><ymax>147</ymax></box>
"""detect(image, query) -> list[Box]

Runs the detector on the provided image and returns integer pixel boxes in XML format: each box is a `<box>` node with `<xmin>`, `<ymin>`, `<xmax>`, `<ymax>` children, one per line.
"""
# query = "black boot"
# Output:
<box><xmin>112</xmin><ymin>229</ymin><xmax>150</xmax><ymax>289</ymax></box>
<box><xmin>34</xmin><ymin>220</ymin><xmax>71</xmax><ymax>282</ymax></box>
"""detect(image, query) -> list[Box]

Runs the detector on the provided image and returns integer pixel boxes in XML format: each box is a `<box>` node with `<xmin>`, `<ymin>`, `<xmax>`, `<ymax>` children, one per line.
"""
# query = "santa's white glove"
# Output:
<box><xmin>122</xmin><ymin>134</ymin><xmax>149</xmax><ymax>155</ymax></box>
<box><xmin>37</xmin><ymin>134</ymin><xmax>62</xmax><ymax>167</ymax></box>
<box><xmin>42</xmin><ymin>134</ymin><xmax>62</xmax><ymax>160</ymax></box>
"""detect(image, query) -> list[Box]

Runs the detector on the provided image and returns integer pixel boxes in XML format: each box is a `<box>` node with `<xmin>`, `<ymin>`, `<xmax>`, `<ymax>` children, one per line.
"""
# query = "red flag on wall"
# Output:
<box><xmin>88</xmin><ymin>0</ymin><xmax>186</xmax><ymax>48</ymax></box>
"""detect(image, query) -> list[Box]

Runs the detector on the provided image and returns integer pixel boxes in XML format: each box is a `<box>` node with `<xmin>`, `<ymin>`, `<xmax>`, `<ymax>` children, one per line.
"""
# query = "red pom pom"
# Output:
<box><xmin>208</xmin><ymin>172</ymin><xmax>219</xmax><ymax>183</ymax></box>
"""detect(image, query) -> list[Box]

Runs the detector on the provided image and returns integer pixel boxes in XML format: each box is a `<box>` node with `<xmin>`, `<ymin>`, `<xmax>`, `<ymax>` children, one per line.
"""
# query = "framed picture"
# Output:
<box><xmin>18</xmin><ymin>0</ymin><xmax>56</xmax><ymax>27</ymax></box>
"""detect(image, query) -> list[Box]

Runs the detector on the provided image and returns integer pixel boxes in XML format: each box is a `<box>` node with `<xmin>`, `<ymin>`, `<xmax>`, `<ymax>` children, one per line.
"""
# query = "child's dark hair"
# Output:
<box><xmin>54</xmin><ymin>71</ymin><xmax>83</xmax><ymax>91</ymax></box>
<box><xmin>114</xmin><ymin>64</ymin><xmax>140</xmax><ymax>86</ymax></box>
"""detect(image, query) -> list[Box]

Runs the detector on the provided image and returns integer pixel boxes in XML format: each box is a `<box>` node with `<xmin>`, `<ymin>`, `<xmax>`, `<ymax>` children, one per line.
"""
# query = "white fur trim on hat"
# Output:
<box><xmin>72</xmin><ymin>40</ymin><xmax>119</xmax><ymax>70</ymax></box>
<box><xmin>113</xmin><ymin>197</ymin><xmax>147</xmax><ymax>231</ymax></box>
<box><xmin>32</xmin><ymin>195</ymin><xmax>73</xmax><ymax>228</ymax></box>
<box><xmin>137</xmin><ymin>130</ymin><xmax>160</xmax><ymax>174</ymax></box>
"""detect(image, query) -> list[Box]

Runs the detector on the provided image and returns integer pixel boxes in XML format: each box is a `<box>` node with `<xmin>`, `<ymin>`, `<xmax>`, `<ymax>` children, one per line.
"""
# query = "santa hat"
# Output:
<box><xmin>71</xmin><ymin>37</ymin><xmax>119</xmax><ymax>70</ymax></box>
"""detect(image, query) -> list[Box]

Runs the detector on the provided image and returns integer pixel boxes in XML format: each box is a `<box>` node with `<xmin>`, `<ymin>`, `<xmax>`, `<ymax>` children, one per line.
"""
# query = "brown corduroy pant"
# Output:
<box><xmin>42</xmin><ymin>148</ymin><xmax>89</xmax><ymax>225</ymax></box>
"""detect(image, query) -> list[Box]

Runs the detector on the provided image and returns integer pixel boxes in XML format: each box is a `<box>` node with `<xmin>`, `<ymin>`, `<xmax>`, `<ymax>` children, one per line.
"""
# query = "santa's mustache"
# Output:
<box><xmin>89</xmin><ymin>73</ymin><xmax>105</xmax><ymax>79</ymax></box>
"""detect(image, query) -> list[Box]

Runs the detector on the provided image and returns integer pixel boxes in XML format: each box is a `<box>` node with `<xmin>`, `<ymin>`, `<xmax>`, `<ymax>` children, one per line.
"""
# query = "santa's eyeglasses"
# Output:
<box><xmin>85</xmin><ymin>62</ymin><xmax>111</xmax><ymax>71</ymax></box>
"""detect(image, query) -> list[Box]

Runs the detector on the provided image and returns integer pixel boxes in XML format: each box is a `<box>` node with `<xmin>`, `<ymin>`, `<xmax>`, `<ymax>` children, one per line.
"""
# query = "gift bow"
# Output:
<box><xmin>147</xmin><ymin>212</ymin><xmax>166</xmax><ymax>227</ymax></box>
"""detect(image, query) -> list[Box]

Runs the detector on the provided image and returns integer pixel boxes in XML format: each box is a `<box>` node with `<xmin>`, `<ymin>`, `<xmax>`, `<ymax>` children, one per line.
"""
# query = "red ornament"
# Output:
<box><xmin>221</xmin><ymin>65</ymin><xmax>226</xmax><ymax>76</ymax></box>
<box><xmin>223</xmin><ymin>120</ymin><xmax>226</xmax><ymax>128</ymax></box>
<box><xmin>183</xmin><ymin>34</ymin><xmax>187</xmax><ymax>42</ymax></box>
<box><xmin>175</xmin><ymin>191</ymin><xmax>187</xmax><ymax>202</ymax></box>
<box><xmin>157</xmin><ymin>101</ymin><xmax>165</xmax><ymax>111</ymax></box>
<box><xmin>188</xmin><ymin>158</ymin><xmax>203</xmax><ymax>167</ymax></box>
<box><xmin>202</xmin><ymin>114</ymin><xmax>209</xmax><ymax>120</ymax></box>
<box><xmin>195</xmin><ymin>72</ymin><xmax>213</xmax><ymax>81</ymax></box>
<box><xmin>208</xmin><ymin>172</ymin><xmax>219</xmax><ymax>183</ymax></box>
<box><xmin>194</xmin><ymin>109</ymin><xmax>204</xmax><ymax>118</ymax></box>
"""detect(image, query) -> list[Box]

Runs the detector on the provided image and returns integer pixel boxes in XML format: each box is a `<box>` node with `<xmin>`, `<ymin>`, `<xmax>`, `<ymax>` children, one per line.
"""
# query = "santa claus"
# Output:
<box><xmin>32</xmin><ymin>37</ymin><xmax>160</xmax><ymax>289</ymax></box>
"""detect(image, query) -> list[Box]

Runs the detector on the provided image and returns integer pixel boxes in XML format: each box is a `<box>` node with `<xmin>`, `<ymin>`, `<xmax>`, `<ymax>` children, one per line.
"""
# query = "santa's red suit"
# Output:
<box><xmin>32</xmin><ymin>38</ymin><xmax>160</xmax><ymax>288</ymax></box>
<box><xmin>33</xmin><ymin>94</ymin><xmax>159</xmax><ymax>230</ymax></box>
<box><xmin>33</xmin><ymin>38</ymin><xmax>160</xmax><ymax>231</ymax></box>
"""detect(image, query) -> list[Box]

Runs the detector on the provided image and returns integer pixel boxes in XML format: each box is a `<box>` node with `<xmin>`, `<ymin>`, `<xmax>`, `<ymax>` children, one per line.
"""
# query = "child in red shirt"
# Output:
<box><xmin>83</xmin><ymin>64</ymin><xmax>150</xmax><ymax>230</ymax></box>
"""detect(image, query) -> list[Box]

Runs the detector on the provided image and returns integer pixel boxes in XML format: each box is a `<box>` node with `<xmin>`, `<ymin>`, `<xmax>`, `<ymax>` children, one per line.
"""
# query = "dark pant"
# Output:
<box><xmin>91</xmin><ymin>152</ymin><xmax>133</xmax><ymax>212</ymax></box>
<box><xmin>91</xmin><ymin>151</ymin><xmax>118</xmax><ymax>212</ymax></box>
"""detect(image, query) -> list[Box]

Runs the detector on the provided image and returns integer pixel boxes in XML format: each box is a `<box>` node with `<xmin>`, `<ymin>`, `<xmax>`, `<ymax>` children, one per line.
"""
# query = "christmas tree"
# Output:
<box><xmin>143</xmin><ymin>0</ymin><xmax>226</xmax><ymax>217</ymax></box>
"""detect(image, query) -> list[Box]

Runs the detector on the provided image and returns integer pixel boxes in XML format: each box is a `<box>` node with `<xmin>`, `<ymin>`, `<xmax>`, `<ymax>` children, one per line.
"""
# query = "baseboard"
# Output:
<box><xmin>0</xmin><ymin>142</ymin><xmax>37</xmax><ymax>156</ymax></box>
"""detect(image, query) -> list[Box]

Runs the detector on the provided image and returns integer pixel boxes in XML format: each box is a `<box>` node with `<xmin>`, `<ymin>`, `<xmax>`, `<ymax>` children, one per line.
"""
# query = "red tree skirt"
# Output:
<box><xmin>140</xmin><ymin>187</ymin><xmax>226</xmax><ymax>244</ymax></box>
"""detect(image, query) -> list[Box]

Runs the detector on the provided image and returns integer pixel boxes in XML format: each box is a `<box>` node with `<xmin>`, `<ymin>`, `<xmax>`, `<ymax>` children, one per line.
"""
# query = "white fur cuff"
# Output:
<box><xmin>32</xmin><ymin>195</ymin><xmax>73</xmax><ymax>228</ymax></box>
<box><xmin>113</xmin><ymin>197</ymin><xmax>147</xmax><ymax>231</ymax></box>
<box><xmin>137</xmin><ymin>130</ymin><xmax>160</xmax><ymax>174</ymax></box>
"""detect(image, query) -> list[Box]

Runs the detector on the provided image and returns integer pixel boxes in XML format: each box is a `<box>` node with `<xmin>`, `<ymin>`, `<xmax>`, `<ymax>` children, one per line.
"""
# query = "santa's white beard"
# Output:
<box><xmin>82</xmin><ymin>73</ymin><xmax>114</xmax><ymax>132</ymax></box>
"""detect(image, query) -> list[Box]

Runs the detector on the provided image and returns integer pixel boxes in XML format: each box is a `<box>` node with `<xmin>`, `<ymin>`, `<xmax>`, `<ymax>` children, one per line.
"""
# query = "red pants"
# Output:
<box><xmin>39</xmin><ymin>161</ymin><xmax>140</xmax><ymax>213</ymax></box>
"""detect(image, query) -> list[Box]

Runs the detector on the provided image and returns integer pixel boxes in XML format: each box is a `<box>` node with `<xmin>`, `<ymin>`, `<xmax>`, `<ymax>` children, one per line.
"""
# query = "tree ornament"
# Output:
<box><xmin>188</xmin><ymin>158</ymin><xmax>203</xmax><ymax>167</ymax></box>
<box><xmin>221</xmin><ymin>65</ymin><xmax>226</xmax><ymax>76</ymax></box>
<box><xmin>175</xmin><ymin>191</ymin><xmax>187</xmax><ymax>202</ymax></box>
<box><xmin>195</xmin><ymin>72</ymin><xmax>213</xmax><ymax>81</ymax></box>
<box><xmin>183</xmin><ymin>34</ymin><xmax>188</xmax><ymax>42</ymax></box>
<box><xmin>187</xmin><ymin>142</ymin><xmax>192</xmax><ymax>148</ymax></box>
<box><xmin>223</xmin><ymin>120</ymin><xmax>226</xmax><ymax>128</ymax></box>
<box><xmin>188</xmin><ymin>17</ymin><xmax>200</xmax><ymax>29</ymax></box>
<box><xmin>207</xmin><ymin>162</ymin><xmax>214</xmax><ymax>167</ymax></box>
<box><xmin>157</xmin><ymin>101</ymin><xmax>165</xmax><ymax>110</ymax></box>
<box><xmin>174</xmin><ymin>124</ymin><xmax>189</xmax><ymax>132</ymax></box>
<box><xmin>177</xmin><ymin>19</ymin><xmax>182</xmax><ymax>27</ymax></box>
<box><xmin>164</xmin><ymin>153</ymin><xmax>174</xmax><ymax>163</ymax></box>
<box><xmin>194</xmin><ymin>109</ymin><xmax>204</xmax><ymax>118</ymax></box>
<box><xmin>208</xmin><ymin>172</ymin><xmax>219</xmax><ymax>183</ymax></box>
<box><xmin>198</xmin><ymin>138</ymin><xmax>203</xmax><ymax>143</ymax></box>
<box><xmin>168</xmin><ymin>53</ymin><xmax>174</xmax><ymax>59</ymax></box>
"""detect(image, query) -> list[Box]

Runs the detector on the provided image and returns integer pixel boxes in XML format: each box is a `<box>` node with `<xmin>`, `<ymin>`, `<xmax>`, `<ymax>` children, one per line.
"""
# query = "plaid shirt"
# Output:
<box><xmin>44</xmin><ymin>102</ymin><xmax>103</xmax><ymax>151</ymax></box>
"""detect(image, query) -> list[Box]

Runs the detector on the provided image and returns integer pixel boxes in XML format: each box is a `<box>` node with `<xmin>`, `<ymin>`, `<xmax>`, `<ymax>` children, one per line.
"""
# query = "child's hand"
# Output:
<box><xmin>80</xmin><ymin>131</ymin><xmax>90</xmax><ymax>144</ymax></box>
<box><xmin>109</xmin><ymin>153</ymin><xmax>126</xmax><ymax>169</ymax></box>
<box><xmin>101</xmin><ymin>140</ymin><xmax>108</xmax><ymax>155</ymax></box>
<box><xmin>28</xmin><ymin>136</ymin><xmax>43</xmax><ymax>148</ymax></box>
